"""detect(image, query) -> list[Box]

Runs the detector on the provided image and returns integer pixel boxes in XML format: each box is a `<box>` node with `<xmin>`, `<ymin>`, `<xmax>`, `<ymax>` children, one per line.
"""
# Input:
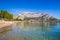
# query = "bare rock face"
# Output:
<box><xmin>16</xmin><ymin>12</ymin><xmax>54</xmax><ymax>20</ymax></box>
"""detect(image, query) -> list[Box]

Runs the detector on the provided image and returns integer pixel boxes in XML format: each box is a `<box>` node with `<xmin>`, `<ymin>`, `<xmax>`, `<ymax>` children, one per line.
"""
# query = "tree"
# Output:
<box><xmin>0</xmin><ymin>10</ymin><xmax>13</xmax><ymax>20</ymax></box>
<box><xmin>49</xmin><ymin>18</ymin><xmax>57</xmax><ymax>22</ymax></box>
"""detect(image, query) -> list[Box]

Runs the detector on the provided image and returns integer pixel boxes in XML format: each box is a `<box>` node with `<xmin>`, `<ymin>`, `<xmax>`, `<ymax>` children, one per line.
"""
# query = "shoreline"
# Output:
<box><xmin>0</xmin><ymin>21</ymin><xmax>59</xmax><ymax>29</ymax></box>
<box><xmin>0</xmin><ymin>21</ymin><xmax>14</xmax><ymax>29</ymax></box>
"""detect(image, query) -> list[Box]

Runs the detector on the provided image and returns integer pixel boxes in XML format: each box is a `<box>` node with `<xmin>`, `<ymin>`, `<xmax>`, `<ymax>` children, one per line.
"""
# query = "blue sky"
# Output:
<box><xmin>0</xmin><ymin>0</ymin><xmax>60</xmax><ymax>19</ymax></box>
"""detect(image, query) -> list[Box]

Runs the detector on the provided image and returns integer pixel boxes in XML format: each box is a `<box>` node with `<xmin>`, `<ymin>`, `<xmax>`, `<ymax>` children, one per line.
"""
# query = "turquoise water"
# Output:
<box><xmin>0</xmin><ymin>22</ymin><xmax>60</xmax><ymax>40</ymax></box>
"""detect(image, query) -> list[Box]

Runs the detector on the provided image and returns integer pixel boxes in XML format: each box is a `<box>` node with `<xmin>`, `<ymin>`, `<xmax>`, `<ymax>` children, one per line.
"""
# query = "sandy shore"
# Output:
<box><xmin>0</xmin><ymin>21</ymin><xmax>14</xmax><ymax>29</ymax></box>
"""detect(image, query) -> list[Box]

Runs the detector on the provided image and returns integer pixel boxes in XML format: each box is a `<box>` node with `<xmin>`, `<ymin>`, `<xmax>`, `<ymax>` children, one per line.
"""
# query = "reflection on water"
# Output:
<box><xmin>0</xmin><ymin>22</ymin><xmax>60</xmax><ymax>40</ymax></box>
<box><xmin>16</xmin><ymin>22</ymin><xmax>56</xmax><ymax>31</ymax></box>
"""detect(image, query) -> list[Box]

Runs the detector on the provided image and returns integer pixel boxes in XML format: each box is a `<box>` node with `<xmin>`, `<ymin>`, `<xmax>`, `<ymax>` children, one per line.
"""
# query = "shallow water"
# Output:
<box><xmin>0</xmin><ymin>22</ymin><xmax>60</xmax><ymax>40</ymax></box>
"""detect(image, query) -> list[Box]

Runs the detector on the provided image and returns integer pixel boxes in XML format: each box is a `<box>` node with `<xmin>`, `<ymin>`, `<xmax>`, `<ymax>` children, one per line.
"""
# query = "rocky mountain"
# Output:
<box><xmin>16</xmin><ymin>12</ymin><xmax>54</xmax><ymax>20</ymax></box>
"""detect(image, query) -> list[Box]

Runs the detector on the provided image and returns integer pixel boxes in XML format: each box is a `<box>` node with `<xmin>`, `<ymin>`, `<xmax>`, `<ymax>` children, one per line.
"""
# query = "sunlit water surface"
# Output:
<box><xmin>0</xmin><ymin>22</ymin><xmax>60</xmax><ymax>40</ymax></box>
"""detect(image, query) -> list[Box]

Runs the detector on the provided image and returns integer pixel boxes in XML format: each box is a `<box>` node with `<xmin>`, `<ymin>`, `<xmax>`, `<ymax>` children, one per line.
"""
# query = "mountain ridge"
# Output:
<box><xmin>15</xmin><ymin>12</ymin><xmax>55</xmax><ymax>20</ymax></box>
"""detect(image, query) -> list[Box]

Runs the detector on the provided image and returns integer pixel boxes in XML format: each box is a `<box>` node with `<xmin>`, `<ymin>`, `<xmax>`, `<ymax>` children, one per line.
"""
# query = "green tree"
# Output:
<box><xmin>49</xmin><ymin>18</ymin><xmax>57</xmax><ymax>22</ymax></box>
<box><xmin>0</xmin><ymin>10</ymin><xmax>13</xmax><ymax>20</ymax></box>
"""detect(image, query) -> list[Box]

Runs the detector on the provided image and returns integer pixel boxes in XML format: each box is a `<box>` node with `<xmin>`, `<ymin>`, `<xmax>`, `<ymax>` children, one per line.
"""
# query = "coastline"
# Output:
<box><xmin>0</xmin><ymin>21</ymin><xmax>14</xmax><ymax>29</ymax></box>
<box><xmin>0</xmin><ymin>21</ymin><xmax>59</xmax><ymax>29</ymax></box>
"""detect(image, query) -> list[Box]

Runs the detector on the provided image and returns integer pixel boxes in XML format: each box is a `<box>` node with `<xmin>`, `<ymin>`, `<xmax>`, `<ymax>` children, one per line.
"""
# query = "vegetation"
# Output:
<box><xmin>14</xmin><ymin>17</ymin><xmax>22</xmax><ymax>21</ymax></box>
<box><xmin>49</xmin><ymin>18</ymin><xmax>57</xmax><ymax>21</ymax></box>
<box><xmin>0</xmin><ymin>10</ymin><xmax>13</xmax><ymax>21</ymax></box>
<box><xmin>0</xmin><ymin>10</ymin><xmax>59</xmax><ymax>22</ymax></box>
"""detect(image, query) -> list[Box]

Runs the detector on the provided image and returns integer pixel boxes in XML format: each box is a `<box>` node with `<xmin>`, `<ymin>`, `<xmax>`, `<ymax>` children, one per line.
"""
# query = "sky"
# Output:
<box><xmin>0</xmin><ymin>0</ymin><xmax>60</xmax><ymax>19</ymax></box>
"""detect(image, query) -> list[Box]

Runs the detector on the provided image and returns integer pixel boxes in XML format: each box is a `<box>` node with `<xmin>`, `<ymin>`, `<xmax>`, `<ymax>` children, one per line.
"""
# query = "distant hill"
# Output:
<box><xmin>16</xmin><ymin>12</ymin><xmax>53</xmax><ymax>19</ymax></box>
<box><xmin>15</xmin><ymin>12</ymin><xmax>58</xmax><ymax>22</ymax></box>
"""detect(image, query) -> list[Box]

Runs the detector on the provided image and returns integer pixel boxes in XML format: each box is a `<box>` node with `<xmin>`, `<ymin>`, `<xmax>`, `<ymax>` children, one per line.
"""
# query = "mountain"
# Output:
<box><xmin>16</xmin><ymin>12</ymin><xmax>54</xmax><ymax>20</ymax></box>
